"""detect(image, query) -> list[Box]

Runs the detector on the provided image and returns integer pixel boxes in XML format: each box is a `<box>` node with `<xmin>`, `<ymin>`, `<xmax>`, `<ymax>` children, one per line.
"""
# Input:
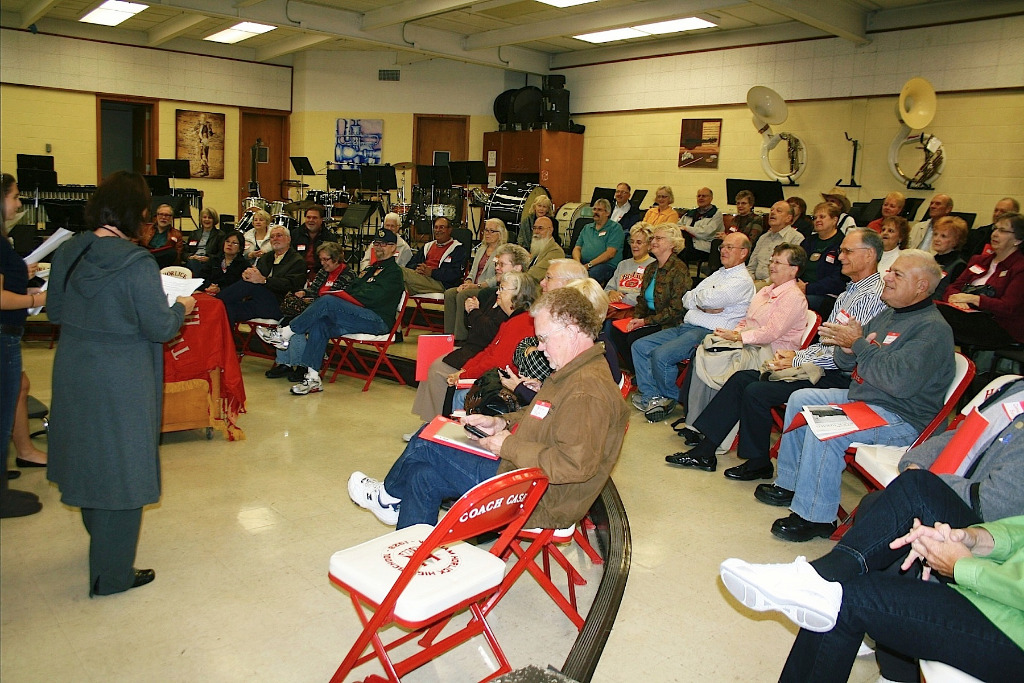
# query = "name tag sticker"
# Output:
<box><xmin>598</xmin><ymin>231</ymin><xmax>606</xmax><ymax>237</ymax></box>
<box><xmin>882</xmin><ymin>332</ymin><xmax>900</xmax><ymax>345</ymax></box>
<box><xmin>1003</xmin><ymin>401</ymin><xmax>1024</xmax><ymax>420</ymax></box>
<box><xmin>189</xmin><ymin>240</ymin><xmax>198</xmax><ymax>246</ymax></box>
<box><xmin>969</xmin><ymin>264</ymin><xmax>986</xmax><ymax>274</ymax></box>
<box><xmin>530</xmin><ymin>401</ymin><xmax>552</xmax><ymax>419</ymax></box>
<box><xmin>636</xmin><ymin>265</ymin><xmax>646</xmax><ymax>275</ymax></box>
<box><xmin>835</xmin><ymin>308</ymin><xmax>851</xmax><ymax>325</ymax></box>
<box><xmin>1000</xmin><ymin>270</ymin><xmax>1008</xmax><ymax>278</ymax></box>
<box><xmin>297</xmin><ymin>244</ymin><xmax>306</xmax><ymax>251</ymax></box>
<box><xmin>825</xmin><ymin>254</ymin><xmax>835</xmax><ymax>263</ymax></box>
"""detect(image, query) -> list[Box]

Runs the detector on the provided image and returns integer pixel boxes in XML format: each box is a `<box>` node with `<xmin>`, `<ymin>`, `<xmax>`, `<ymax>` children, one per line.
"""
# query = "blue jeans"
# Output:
<box><xmin>217</xmin><ymin>280</ymin><xmax>281</xmax><ymax>325</ymax></box>
<box><xmin>631</xmin><ymin>323</ymin><xmax>711</xmax><ymax>402</ymax></box>
<box><xmin>1</xmin><ymin>330</ymin><xmax>23</xmax><ymax>491</ymax></box>
<box><xmin>383</xmin><ymin>425</ymin><xmax>501</xmax><ymax>529</ymax></box>
<box><xmin>586</xmin><ymin>262</ymin><xmax>616</xmax><ymax>287</ymax></box>
<box><xmin>288</xmin><ymin>295</ymin><xmax>388</xmax><ymax>370</ymax></box>
<box><xmin>775</xmin><ymin>388</ymin><xmax>920</xmax><ymax>523</ymax></box>
<box><xmin>275</xmin><ymin>333</ymin><xmax>308</xmax><ymax>367</ymax></box>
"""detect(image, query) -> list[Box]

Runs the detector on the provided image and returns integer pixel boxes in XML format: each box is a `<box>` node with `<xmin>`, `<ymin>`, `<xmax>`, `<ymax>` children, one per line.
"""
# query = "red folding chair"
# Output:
<box><xmin>403</xmin><ymin>292</ymin><xmax>446</xmax><ymax>335</ymax></box>
<box><xmin>327</xmin><ymin>468</ymin><xmax>549</xmax><ymax>683</ymax></box>
<box><xmin>233</xmin><ymin>318</ymin><xmax>279</xmax><ymax>361</ymax></box>
<box><xmin>326</xmin><ymin>291</ymin><xmax>408</xmax><ymax>391</ymax></box>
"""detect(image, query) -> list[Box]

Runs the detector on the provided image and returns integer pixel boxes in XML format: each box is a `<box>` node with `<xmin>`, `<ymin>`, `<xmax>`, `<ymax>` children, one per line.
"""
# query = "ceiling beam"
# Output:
<box><xmin>362</xmin><ymin>0</ymin><xmax>477</xmax><ymax>32</ymax></box>
<box><xmin>148</xmin><ymin>13</ymin><xmax>208</xmax><ymax>46</ymax></box>
<box><xmin>255</xmin><ymin>33</ymin><xmax>333</xmax><ymax>61</ymax></box>
<box><xmin>867</xmin><ymin>0</ymin><xmax>1024</xmax><ymax>30</ymax></box>
<box><xmin>233</xmin><ymin>0</ymin><xmax>269</xmax><ymax>6</ymax></box>
<box><xmin>19</xmin><ymin>0</ymin><xmax>62</xmax><ymax>29</ymax></box>
<box><xmin>747</xmin><ymin>0</ymin><xmax>867</xmax><ymax>45</ymax></box>
<box><xmin>464</xmin><ymin>0</ymin><xmax>736</xmax><ymax>51</ymax></box>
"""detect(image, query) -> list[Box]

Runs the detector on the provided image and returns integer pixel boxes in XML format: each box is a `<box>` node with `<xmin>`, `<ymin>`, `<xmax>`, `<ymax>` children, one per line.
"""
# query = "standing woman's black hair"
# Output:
<box><xmin>83</xmin><ymin>171</ymin><xmax>151</xmax><ymax>238</ymax></box>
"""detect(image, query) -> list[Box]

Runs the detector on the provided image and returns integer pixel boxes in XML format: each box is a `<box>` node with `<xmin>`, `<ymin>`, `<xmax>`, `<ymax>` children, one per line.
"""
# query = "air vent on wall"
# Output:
<box><xmin>378</xmin><ymin>69</ymin><xmax>400</xmax><ymax>81</ymax></box>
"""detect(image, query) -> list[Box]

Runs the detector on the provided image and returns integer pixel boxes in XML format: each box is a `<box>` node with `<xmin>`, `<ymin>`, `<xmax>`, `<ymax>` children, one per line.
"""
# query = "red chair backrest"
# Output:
<box><xmin>799</xmin><ymin>311</ymin><xmax>821</xmax><ymax>350</ymax></box>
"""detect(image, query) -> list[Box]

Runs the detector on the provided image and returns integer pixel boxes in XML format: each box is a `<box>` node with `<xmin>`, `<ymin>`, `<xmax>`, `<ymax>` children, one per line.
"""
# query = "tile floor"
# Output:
<box><xmin>2</xmin><ymin>340</ymin><xmax>882</xmax><ymax>682</ymax></box>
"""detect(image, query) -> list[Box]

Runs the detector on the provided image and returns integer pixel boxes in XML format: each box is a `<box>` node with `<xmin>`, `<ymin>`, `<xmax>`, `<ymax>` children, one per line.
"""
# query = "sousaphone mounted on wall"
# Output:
<box><xmin>747</xmin><ymin>86</ymin><xmax>806</xmax><ymax>185</ymax></box>
<box><xmin>888</xmin><ymin>77</ymin><xmax>945</xmax><ymax>190</ymax></box>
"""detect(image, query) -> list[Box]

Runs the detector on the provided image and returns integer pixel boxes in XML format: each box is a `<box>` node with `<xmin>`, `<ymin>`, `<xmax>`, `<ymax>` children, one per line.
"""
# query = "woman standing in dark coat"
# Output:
<box><xmin>47</xmin><ymin>171</ymin><xmax>196</xmax><ymax>596</ymax></box>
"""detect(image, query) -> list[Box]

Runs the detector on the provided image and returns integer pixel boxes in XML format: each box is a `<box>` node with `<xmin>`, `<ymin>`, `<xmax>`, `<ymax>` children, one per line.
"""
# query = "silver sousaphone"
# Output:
<box><xmin>888</xmin><ymin>77</ymin><xmax>945</xmax><ymax>189</ymax></box>
<box><xmin>747</xmin><ymin>86</ymin><xmax>806</xmax><ymax>184</ymax></box>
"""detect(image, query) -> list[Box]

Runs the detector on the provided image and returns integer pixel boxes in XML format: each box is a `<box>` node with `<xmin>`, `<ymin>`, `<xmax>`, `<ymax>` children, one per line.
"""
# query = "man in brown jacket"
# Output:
<box><xmin>348</xmin><ymin>287</ymin><xmax>630</xmax><ymax>529</ymax></box>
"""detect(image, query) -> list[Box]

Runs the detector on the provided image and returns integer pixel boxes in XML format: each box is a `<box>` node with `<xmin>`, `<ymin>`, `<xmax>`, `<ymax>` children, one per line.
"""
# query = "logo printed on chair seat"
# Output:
<box><xmin>382</xmin><ymin>540</ymin><xmax>460</xmax><ymax>575</ymax></box>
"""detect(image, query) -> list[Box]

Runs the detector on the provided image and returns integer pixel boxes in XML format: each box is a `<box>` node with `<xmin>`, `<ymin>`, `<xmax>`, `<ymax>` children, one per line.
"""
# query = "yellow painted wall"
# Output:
<box><xmin>1</xmin><ymin>84</ymin><xmax>97</xmax><ymax>185</ymax></box>
<box><xmin>574</xmin><ymin>90</ymin><xmax>1024</xmax><ymax>222</ymax></box>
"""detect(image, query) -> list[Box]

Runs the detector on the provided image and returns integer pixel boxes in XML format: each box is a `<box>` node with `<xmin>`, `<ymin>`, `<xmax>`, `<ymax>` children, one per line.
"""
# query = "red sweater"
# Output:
<box><xmin>461</xmin><ymin>310</ymin><xmax>535</xmax><ymax>378</ymax></box>
<box><xmin>944</xmin><ymin>249</ymin><xmax>1024</xmax><ymax>343</ymax></box>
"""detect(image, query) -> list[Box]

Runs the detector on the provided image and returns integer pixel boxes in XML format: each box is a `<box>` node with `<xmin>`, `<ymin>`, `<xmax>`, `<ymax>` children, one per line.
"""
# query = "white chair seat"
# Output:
<box><xmin>920</xmin><ymin>659</ymin><xmax>985</xmax><ymax>682</ymax></box>
<box><xmin>328</xmin><ymin>524</ymin><xmax>506</xmax><ymax>624</ymax></box>
<box><xmin>247</xmin><ymin>318</ymin><xmax>279</xmax><ymax>326</ymax></box>
<box><xmin>412</xmin><ymin>292</ymin><xmax>445</xmax><ymax>302</ymax></box>
<box><xmin>341</xmin><ymin>332</ymin><xmax>389</xmax><ymax>342</ymax></box>
<box><xmin>851</xmin><ymin>442</ymin><xmax>909</xmax><ymax>487</ymax></box>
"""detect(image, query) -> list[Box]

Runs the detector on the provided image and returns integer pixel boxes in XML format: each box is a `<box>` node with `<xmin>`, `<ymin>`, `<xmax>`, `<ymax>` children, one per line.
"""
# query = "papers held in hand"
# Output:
<box><xmin>160</xmin><ymin>274</ymin><xmax>203</xmax><ymax>306</ymax></box>
<box><xmin>418</xmin><ymin>416</ymin><xmax>499</xmax><ymax>460</ymax></box>
<box><xmin>787</xmin><ymin>402</ymin><xmax>888</xmax><ymax>440</ymax></box>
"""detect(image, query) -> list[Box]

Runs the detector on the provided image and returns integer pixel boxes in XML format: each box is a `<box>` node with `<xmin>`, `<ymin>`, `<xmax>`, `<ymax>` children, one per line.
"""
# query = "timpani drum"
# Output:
<box><xmin>485</xmin><ymin>181</ymin><xmax>551</xmax><ymax>237</ymax></box>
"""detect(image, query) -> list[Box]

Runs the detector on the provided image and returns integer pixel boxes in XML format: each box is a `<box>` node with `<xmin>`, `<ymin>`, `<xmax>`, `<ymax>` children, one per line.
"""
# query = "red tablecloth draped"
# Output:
<box><xmin>164</xmin><ymin>293</ymin><xmax>246</xmax><ymax>440</ymax></box>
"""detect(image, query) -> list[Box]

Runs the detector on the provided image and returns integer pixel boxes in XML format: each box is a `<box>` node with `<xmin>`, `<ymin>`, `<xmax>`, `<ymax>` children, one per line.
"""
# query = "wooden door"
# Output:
<box><xmin>412</xmin><ymin>115</ymin><xmax>468</xmax><ymax>185</ymax></box>
<box><xmin>239</xmin><ymin>110</ymin><xmax>289</xmax><ymax>213</ymax></box>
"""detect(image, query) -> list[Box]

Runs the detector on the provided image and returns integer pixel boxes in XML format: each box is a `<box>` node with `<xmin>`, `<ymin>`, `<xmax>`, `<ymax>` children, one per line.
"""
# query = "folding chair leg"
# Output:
<box><xmin>574</xmin><ymin>526</ymin><xmax>604</xmax><ymax>565</ymax></box>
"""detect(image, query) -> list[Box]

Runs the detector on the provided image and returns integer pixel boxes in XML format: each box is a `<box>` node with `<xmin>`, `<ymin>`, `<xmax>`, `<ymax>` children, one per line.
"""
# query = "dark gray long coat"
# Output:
<box><xmin>47</xmin><ymin>232</ymin><xmax>185</xmax><ymax>509</ymax></box>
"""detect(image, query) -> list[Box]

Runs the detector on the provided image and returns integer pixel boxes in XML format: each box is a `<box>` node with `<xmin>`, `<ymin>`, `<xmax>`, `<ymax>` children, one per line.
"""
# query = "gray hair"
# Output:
<box><xmin>593</xmin><ymin>198</ymin><xmax>612</xmax><ymax>213</ymax></box>
<box><xmin>547</xmin><ymin>258</ymin><xmax>588</xmax><ymax>282</ymax></box>
<box><xmin>849</xmin><ymin>227</ymin><xmax>884</xmax><ymax>264</ymax></box>
<box><xmin>897</xmin><ymin>249</ymin><xmax>943</xmax><ymax>295</ymax></box>
<box><xmin>495</xmin><ymin>243</ymin><xmax>531</xmax><ymax>269</ymax></box>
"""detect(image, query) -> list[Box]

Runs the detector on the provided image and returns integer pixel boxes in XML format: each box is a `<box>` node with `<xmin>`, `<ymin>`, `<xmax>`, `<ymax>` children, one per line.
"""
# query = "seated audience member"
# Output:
<box><xmin>964</xmin><ymin>196</ymin><xmax>1019</xmax><ymax>258</ymax></box>
<box><xmin>720</xmin><ymin>511</ymin><xmax>1024</xmax><ymax>682</ymax></box>
<box><xmin>347</xmin><ymin>286</ymin><xmax>630</xmax><ymax>530</ymax></box>
<box><xmin>747</xmin><ymin>200</ymin><xmax>804</xmax><ymax>288</ymax></box>
<box><xmin>798</xmin><ymin>202</ymin><xmax>846</xmax><ymax>313</ymax></box>
<box><xmin>931</xmin><ymin>215</ymin><xmax>968</xmax><ymax>300</ymax></box>
<box><xmin>516</xmin><ymin>195</ymin><xmax>558</xmax><ymax>251</ymax></box>
<box><xmin>908</xmin><ymin>193</ymin><xmax>954</xmax><ymax>251</ymax></box>
<box><xmin>788</xmin><ymin>196</ymin><xmax>813</xmax><ymax>239</ymax></box>
<box><xmin>877</xmin><ymin>215</ymin><xmax>910</xmax><ymax>274</ymax></box>
<box><xmin>573</xmin><ymin>198</ymin><xmax>624</xmax><ymax>286</ymax></box>
<box><xmin>751</xmin><ymin>251</ymin><xmax>954</xmax><ymax>541</ymax></box>
<box><xmin>290</xmin><ymin>205</ymin><xmax>337</xmax><ymax>277</ymax></box>
<box><xmin>264</xmin><ymin>242</ymin><xmax>355</xmax><ymax>380</ymax></box>
<box><xmin>866</xmin><ymin>191</ymin><xmax>906</xmax><ymax>233</ymax></box>
<box><xmin>525</xmin><ymin>216</ymin><xmax>565</xmax><ymax>282</ymax></box>
<box><xmin>444</xmin><ymin>218</ymin><xmax>507</xmax><ymax>340</ymax></box>
<box><xmin>402</xmin><ymin>216</ymin><xmax>468</xmax><ymax>294</ymax></box>
<box><xmin>707</xmin><ymin>190</ymin><xmax>764</xmax><ymax>273</ymax></box>
<box><xmin>217</xmin><ymin>225</ymin><xmax>306</xmax><ymax>325</ymax></box>
<box><xmin>632</xmin><ymin>232</ymin><xmax>754</xmax><ymax>423</ymax></box>
<box><xmin>360</xmin><ymin>212</ymin><xmax>413</xmax><ymax>272</ymax></box>
<box><xmin>678</xmin><ymin>187</ymin><xmax>725</xmax><ymax>266</ymax></box>
<box><xmin>941</xmin><ymin>211</ymin><xmax>1024</xmax><ymax>348</ymax></box>
<box><xmin>257</xmin><ymin>230</ymin><xmax>405</xmax><ymax>396</ymax></box>
<box><xmin>605</xmin><ymin>223</ymin><xmax>656</xmax><ymax>307</ymax></box>
<box><xmin>412</xmin><ymin>270</ymin><xmax>537</xmax><ymax>422</ymax></box>
<box><xmin>610</xmin><ymin>182</ymin><xmax>641</xmax><ymax>231</ymax></box>
<box><xmin>607</xmin><ymin>224</ymin><xmax>690</xmax><ymax>373</ymax></box>
<box><xmin>644</xmin><ymin>185</ymin><xmax>680</xmax><ymax>226</ymax></box>
<box><xmin>453</xmin><ymin>245</ymin><xmax>530</xmax><ymax>348</ymax></box>
<box><xmin>140</xmin><ymin>203</ymin><xmax>184</xmax><ymax>267</ymax></box>
<box><xmin>198</xmin><ymin>230</ymin><xmax>247</xmax><ymax>294</ymax></box>
<box><xmin>673</xmin><ymin>228</ymin><xmax>887</xmax><ymax>480</ymax></box>
<box><xmin>681</xmin><ymin>244</ymin><xmax>808</xmax><ymax>425</ymax></box>
<box><xmin>184</xmin><ymin>207</ymin><xmax>224</xmax><ymax>276</ymax></box>
<box><xmin>821</xmin><ymin>188</ymin><xmax>857</xmax><ymax>233</ymax></box>
<box><xmin>242</xmin><ymin>208</ymin><xmax>273</xmax><ymax>259</ymax></box>
<box><xmin>445</xmin><ymin>272</ymin><xmax>540</xmax><ymax>413</ymax></box>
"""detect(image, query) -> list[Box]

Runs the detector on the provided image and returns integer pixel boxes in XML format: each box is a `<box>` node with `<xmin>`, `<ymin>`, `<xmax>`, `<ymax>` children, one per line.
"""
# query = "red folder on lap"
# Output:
<box><xmin>785</xmin><ymin>402</ymin><xmax>888</xmax><ymax>440</ymax></box>
<box><xmin>415</xmin><ymin>334</ymin><xmax>455</xmax><ymax>381</ymax></box>
<box><xmin>418</xmin><ymin>416</ymin><xmax>499</xmax><ymax>459</ymax></box>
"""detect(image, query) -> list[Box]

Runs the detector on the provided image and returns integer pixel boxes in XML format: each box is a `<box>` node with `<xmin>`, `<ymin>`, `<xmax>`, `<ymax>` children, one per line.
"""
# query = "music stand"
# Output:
<box><xmin>724</xmin><ymin>178</ymin><xmax>784</xmax><ymax>209</ymax></box>
<box><xmin>589</xmin><ymin>187</ymin><xmax>616</xmax><ymax>205</ymax></box>
<box><xmin>630</xmin><ymin>189</ymin><xmax>648</xmax><ymax>209</ymax></box>
<box><xmin>359</xmin><ymin>165</ymin><xmax>397</xmax><ymax>194</ymax></box>
<box><xmin>143</xmin><ymin>175</ymin><xmax>171</xmax><ymax>196</ymax></box>
<box><xmin>41</xmin><ymin>201</ymin><xmax>87</xmax><ymax>232</ymax></box>
<box><xmin>17</xmin><ymin>154</ymin><xmax>54</xmax><ymax>171</ymax></box>
<box><xmin>327</xmin><ymin>169</ymin><xmax>361</xmax><ymax>192</ymax></box>
<box><xmin>448</xmin><ymin>161</ymin><xmax>486</xmax><ymax>186</ymax></box>
<box><xmin>156</xmin><ymin>159</ymin><xmax>191</xmax><ymax>195</ymax></box>
<box><xmin>16</xmin><ymin>168</ymin><xmax>58</xmax><ymax>193</ymax></box>
<box><xmin>290</xmin><ymin>157</ymin><xmax>316</xmax><ymax>176</ymax></box>
<box><xmin>151</xmin><ymin>195</ymin><xmax>195</xmax><ymax>229</ymax></box>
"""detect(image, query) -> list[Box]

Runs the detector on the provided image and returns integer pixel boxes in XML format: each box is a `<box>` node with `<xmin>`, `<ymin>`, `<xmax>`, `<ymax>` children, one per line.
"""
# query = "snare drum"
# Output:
<box><xmin>268</xmin><ymin>201</ymin><xmax>286</xmax><ymax>216</ymax></box>
<box><xmin>485</xmin><ymin>181</ymin><xmax>551</xmax><ymax>235</ymax></box>
<box><xmin>426</xmin><ymin>204</ymin><xmax>457</xmax><ymax>219</ymax></box>
<box><xmin>242</xmin><ymin>197</ymin><xmax>267</xmax><ymax>213</ymax></box>
<box><xmin>392</xmin><ymin>203</ymin><xmax>412</xmax><ymax>217</ymax></box>
<box><xmin>270</xmin><ymin>213</ymin><xmax>298</xmax><ymax>231</ymax></box>
<box><xmin>305</xmin><ymin>190</ymin><xmax>329</xmax><ymax>206</ymax></box>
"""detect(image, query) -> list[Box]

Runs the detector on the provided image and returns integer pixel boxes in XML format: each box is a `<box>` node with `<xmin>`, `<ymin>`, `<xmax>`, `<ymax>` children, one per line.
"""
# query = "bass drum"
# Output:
<box><xmin>270</xmin><ymin>213</ymin><xmax>298</xmax><ymax>231</ymax></box>
<box><xmin>554</xmin><ymin>201</ymin><xmax>592</xmax><ymax>247</ymax></box>
<box><xmin>236</xmin><ymin>209</ymin><xmax>256</xmax><ymax>233</ymax></box>
<box><xmin>485</xmin><ymin>181</ymin><xmax>550</xmax><ymax>240</ymax></box>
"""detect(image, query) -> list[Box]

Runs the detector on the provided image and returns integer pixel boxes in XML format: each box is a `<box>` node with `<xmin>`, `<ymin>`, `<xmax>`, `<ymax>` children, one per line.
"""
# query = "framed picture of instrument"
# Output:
<box><xmin>175</xmin><ymin>110</ymin><xmax>226</xmax><ymax>179</ymax></box>
<box><xmin>335</xmin><ymin>118</ymin><xmax>383</xmax><ymax>169</ymax></box>
<box><xmin>679</xmin><ymin>118</ymin><xmax>722</xmax><ymax>169</ymax></box>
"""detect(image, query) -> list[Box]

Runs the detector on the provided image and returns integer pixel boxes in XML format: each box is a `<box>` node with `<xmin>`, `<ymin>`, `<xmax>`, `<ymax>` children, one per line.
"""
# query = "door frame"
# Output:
<box><xmin>238</xmin><ymin>107</ymin><xmax>290</xmax><ymax>204</ymax></box>
<box><xmin>411</xmin><ymin>114</ymin><xmax>469</xmax><ymax>183</ymax></box>
<box><xmin>96</xmin><ymin>95</ymin><xmax>158</xmax><ymax>180</ymax></box>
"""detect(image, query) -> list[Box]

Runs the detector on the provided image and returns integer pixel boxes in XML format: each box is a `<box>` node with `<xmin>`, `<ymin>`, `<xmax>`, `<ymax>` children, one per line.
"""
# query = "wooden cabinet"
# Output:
<box><xmin>483</xmin><ymin>130</ymin><xmax>584</xmax><ymax>209</ymax></box>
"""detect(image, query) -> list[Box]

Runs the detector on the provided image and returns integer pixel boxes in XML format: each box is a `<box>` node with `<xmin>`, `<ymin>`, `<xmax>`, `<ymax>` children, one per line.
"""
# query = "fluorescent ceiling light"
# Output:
<box><xmin>80</xmin><ymin>1</ymin><xmax>147</xmax><ymax>27</ymax></box>
<box><xmin>575</xmin><ymin>16</ymin><xmax>717</xmax><ymax>43</ymax></box>
<box><xmin>205</xmin><ymin>22</ymin><xmax>276</xmax><ymax>44</ymax></box>
<box><xmin>575</xmin><ymin>28</ymin><xmax>646</xmax><ymax>44</ymax></box>
<box><xmin>536</xmin><ymin>0</ymin><xmax>600</xmax><ymax>7</ymax></box>
<box><xmin>634</xmin><ymin>17</ymin><xmax>717</xmax><ymax>34</ymax></box>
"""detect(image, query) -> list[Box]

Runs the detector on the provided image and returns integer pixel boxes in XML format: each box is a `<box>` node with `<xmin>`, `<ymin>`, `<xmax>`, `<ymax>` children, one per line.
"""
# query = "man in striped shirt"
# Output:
<box><xmin>668</xmin><ymin>228</ymin><xmax>887</xmax><ymax>479</ymax></box>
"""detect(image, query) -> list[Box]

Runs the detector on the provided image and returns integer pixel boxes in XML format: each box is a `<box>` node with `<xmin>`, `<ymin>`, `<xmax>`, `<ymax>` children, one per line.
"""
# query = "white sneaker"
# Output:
<box><xmin>719</xmin><ymin>556</ymin><xmax>842</xmax><ymax>633</ymax></box>
<box><xmin>258</xmin><ymin>325</ymin><xmax>293</xmax><ymax>350</ymax></box>
<box><xmin>402</xmin><ymin>432</ymin><xmax>414</xmax><ymax>442</ymax></box>
<box><xmin>347</xmin><ymin>472</ymin><xmax>399</xmax><ymax>526</ymax></box>
<box><xmin>290</xmin><ymin>369</ymin><xmax>322</xmax><ymax>395</ymax></box>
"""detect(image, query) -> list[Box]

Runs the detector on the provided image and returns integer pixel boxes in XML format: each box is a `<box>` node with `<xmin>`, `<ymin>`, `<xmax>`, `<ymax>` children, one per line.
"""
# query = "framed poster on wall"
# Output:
<box><xmin>679</xmin><ymin>118</ymin><xmax>721</xmax><ymax>169</ymax></box>
<box><xmin>335</xmin><ymin>118</ymin><xmax>383</xmax><ymax>169</ymax></box>
<box><xmin>175</xmin><ymin>110</ymin><xmax>225</xmax><ymax>179</ymax></box>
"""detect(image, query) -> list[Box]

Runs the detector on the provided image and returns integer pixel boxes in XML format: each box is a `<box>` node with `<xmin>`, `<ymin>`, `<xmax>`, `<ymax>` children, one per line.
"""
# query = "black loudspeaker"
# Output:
<box><xmin>543</xmin><ymin>74</ymin><xmax>566</xmax><ymax>90</ymax></box>
<box><xmin>542</xmin><ymin>88</ymin><xmax>570</xmax><ymax>131</ymax></box>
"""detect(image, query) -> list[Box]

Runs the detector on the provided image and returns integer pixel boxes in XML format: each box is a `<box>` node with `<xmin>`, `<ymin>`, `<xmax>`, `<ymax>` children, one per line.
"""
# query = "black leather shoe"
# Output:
<box><xmin>265</xmin><ymin>364</ymin><xmax>292</xmax><ymax>379</ymax></box>
<box><xmin>665</xmin><ymin>452</ymin><xmax>717</xmax><ymax>471</ymax></box>
<box><xmin>131</xmin><ymin>568</ymin><xmax>156</xmax><ymax>589</ymax></box>
<box><xmin>7</xmin><ymin>470</ymin><xmax>20</xmax><ymax>480</ymax></box>
<box><xmin>771</xmin><ymin>512</ymin><xmax>838</xmax><ymax>542</ymax></box>
<box><xmin>675</xmin><ymin>427</ymin><xmax>706</xmax><ymax>447</ymax></box>
<box><xmin>287</xmin><ymin>366</ymin><xmax>308</xmax><ymax>383</ymax></box>
<box><xmin>754</xmin><ymin>483</ymin><xmax>794</xmax><ymax>507</ymax></box>
<box><xmin>15</xmin><ymin>457</ymin><xmax>46</xmax><ymax>468</ymax></box>
<box><xmin>0</xmin><ymin>494</ymin><xmax>42</xmax><ymax>518</ymax></box>
<box><xmin>724</xmin><ymin>460</ymin><xmax>774</xmax><ymax>481</ymax></box>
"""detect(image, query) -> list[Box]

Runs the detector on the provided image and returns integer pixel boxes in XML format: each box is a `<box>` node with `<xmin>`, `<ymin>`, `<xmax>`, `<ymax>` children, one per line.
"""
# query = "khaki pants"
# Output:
<box><xmin>402</xmin><ymin>267</ymin><xmax>444</xmax><ymax>295</ymax></box>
